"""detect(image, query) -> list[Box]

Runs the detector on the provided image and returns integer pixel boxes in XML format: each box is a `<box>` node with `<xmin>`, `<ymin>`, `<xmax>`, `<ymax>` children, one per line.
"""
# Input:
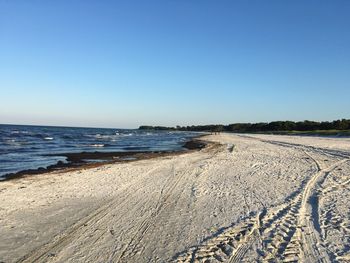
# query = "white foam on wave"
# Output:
<box><xmin>90</xmin><ymin>144</ymin><xmax>105</xmax><ymax>147</ymax></box>
<box><xmin>11</xmin><ymin>130</ymin><xmax>29</xmax><ymax>134</ymax></box>
<box><xmin>44</xmin><ymin>137</ymin><xmax>54</xmax><ymax>140</ymax></box>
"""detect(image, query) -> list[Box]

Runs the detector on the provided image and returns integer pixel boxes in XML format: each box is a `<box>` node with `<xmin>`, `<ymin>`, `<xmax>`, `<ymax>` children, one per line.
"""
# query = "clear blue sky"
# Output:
<box><xmin>0</xmin><ymin>1</ymin><xmax>349</xmax><ymax>128</ymax></box>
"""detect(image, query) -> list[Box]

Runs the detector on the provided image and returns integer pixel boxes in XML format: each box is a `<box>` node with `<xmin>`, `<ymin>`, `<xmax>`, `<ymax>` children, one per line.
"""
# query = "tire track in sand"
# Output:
<box><xmin>298</xmin><ymin>153</ymin><xmax>348</xmax><ymax>262</ymax></box>
<box><xmin>173</xmin><ymin>142</ymin><xmax>349</xmax><ymax>263</ymax></box>
<box><xmin>115</xmin><ymin>165</ymin><xmax>189</xmax><ymax>263</ymax></box>
<box><xmin>16</xmin><ymin>167</ymin><xmax>161</xmax><ymax>263</ymax></box>
<box><xmin>115</xmin><ymin>150</ymin><xmax>220</xmax><ymax>262</ymax></box>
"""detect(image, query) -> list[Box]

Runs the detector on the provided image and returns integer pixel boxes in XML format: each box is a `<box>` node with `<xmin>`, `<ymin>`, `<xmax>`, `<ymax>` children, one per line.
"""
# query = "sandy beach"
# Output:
<box><xmin>1</xmin><ymin>133</ymin><xmax>350</xmax><ymax>262</ymax></box>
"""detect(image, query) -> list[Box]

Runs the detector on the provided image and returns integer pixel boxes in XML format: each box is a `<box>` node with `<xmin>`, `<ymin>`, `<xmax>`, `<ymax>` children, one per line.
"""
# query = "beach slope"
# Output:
<box><xmin>1</xmin><ymin>134</ymin><xmax>350</xmax><ymax>262</ymax></box>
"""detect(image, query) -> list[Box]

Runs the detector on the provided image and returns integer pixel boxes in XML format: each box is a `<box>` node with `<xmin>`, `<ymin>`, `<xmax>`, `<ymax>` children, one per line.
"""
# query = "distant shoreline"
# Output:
<box><xmin>139</xmin><ymin>119</ymin><xmax>350</xmax><ymax>135</ymax></box>
<box><xmin>140</xmin><ymin>128</ymin><xmax>350</xmax><ymax>137</ymax></box>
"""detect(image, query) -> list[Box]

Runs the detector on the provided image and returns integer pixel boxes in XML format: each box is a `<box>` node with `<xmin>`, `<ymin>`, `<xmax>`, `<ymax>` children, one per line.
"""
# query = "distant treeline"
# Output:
<box><xmin>139</xmin><ymin>119</ymin><xmax>350</xmax><ymax>133</ymax></box>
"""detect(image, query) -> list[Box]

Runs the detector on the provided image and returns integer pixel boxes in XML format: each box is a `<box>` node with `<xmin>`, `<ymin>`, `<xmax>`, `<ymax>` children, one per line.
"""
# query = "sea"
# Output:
<box><xmin>0</xmin><ymin>124</ymin><xmax>199</xmax><ymax>179</ymax></box>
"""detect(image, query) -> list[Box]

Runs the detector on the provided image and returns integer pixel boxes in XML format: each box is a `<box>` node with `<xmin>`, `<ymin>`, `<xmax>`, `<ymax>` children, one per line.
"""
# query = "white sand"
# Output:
<box><xmin>0</xmin><ymin>134</ymin><xmax>349</xmax><ymax>262</ymax></box>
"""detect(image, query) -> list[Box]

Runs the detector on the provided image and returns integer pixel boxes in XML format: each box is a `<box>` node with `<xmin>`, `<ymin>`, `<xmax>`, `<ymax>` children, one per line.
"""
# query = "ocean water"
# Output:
<box><xmin>0</xmin><ymin>124</ymin><xmax>199</xmax><ymax>179</ymax></box>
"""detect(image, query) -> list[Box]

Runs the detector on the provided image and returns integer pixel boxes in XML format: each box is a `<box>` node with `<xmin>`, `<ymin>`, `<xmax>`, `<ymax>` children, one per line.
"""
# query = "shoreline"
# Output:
<box><xmin>1</xmin><ymin>136</ymin><xmax>208</xmax><ymax>181</ymax></box>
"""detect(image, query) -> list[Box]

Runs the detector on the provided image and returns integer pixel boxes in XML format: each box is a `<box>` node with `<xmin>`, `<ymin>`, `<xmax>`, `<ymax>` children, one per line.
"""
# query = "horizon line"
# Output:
<box><xmin>1</xmin><ymin>117</ymin><xmax>349</xmax><ymax>130</ymax></box>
